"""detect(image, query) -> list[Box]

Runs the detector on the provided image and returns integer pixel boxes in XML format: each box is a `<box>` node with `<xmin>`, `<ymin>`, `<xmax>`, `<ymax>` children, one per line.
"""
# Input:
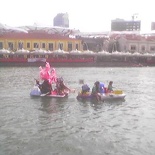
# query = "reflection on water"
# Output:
<box><xmin>0</xmin><ymin>67</ymin><xmax>155</xmax><ymax>155</ymax></box>
<box><xmin>77</xmin><ymin>97</ymin><xmax>126</xmax><ymax>111</ymax></box>
<box><xmin>39</xmin><ymin>97</ymin><xmax>68</xmax><ymax>114</ymax></box>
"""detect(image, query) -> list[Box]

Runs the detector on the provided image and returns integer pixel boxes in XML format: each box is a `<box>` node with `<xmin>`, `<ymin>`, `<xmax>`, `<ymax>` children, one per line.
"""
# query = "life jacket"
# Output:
<box><xmin>99</xmin><ymin>83</ymin><xmax>105</xmax><ymax>94</ymax></box>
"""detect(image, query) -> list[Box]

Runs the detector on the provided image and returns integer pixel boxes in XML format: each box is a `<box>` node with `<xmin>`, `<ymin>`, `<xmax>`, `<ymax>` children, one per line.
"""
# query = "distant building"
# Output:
<box><xmin>111</xmin><ymin>18</ymin><xmax>141</xmax><ymax>31</ymax></box>
<box><xmin>151</xmin><ymin>22</ymin><xmax>155</xmax><ymax>30</ymax></box>
<box><xmin>0</xmin><ymin>31</ymin><xmax>81</xmax><ymax>51</ymax></box>
<box><xmin>53</xmin><ymin>13</ymin><xmax>69</xmax><ymax>28</ymax></box>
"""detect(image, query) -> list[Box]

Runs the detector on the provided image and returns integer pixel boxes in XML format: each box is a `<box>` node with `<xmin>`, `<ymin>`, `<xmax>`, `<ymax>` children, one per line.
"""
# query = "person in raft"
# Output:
<box><xmin>91</xmin><ymin>81</ymin><xmax>102</xmax><ymax>101</ymax></box>
<box><xmin>81</xmin><ymin>84</ymin><xmax>90</xmax><ymax>95</ymax></box>
<box><xmin>36</xmin><ymin>79</ymin><xmax>52</xmax><ymax>95</ymax></box>
<box><xmin>107</xmin><ymin>81</ymin><xmax>114</xmax><ymax>93</ymax></box>
<box><xmin>56</xmin><ymin>77</ymin><xmax>71</xmax><ymax>95</ymax></box>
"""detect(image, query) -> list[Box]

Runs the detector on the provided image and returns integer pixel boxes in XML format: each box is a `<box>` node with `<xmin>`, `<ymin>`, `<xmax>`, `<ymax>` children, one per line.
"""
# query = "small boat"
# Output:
<box><xmin>30</xmin><ymin>86</ymin><xmax>69</xmax><ymax>98</ymax></box>
<box><xmin>30</xmin><ymin>62</ymin><xmax>71</xmax><ymax>98</ymax></box>
<box><xmin>76</xmin><ymin>90</ymin><xmax>126</xmax><ymax>101</ymax></box>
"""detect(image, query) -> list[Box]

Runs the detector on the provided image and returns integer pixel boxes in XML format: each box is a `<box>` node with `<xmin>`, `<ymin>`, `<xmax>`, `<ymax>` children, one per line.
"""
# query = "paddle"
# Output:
<box><xmin>40</xmin><ymin>92</ymin><xmax>50</xmax><ymax>96</ymax></box>
<box><xmin>34</xmin><ymin>78</ymin><xmax>40</xmax><ymax>86</ymax></box>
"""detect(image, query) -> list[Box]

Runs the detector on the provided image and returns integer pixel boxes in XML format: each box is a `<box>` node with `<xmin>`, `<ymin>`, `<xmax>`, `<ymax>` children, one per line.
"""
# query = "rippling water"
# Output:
<box><xmin>0</xmin><ymin>66</ymin><xmax>155</xmax><ymax>155</ymax></box>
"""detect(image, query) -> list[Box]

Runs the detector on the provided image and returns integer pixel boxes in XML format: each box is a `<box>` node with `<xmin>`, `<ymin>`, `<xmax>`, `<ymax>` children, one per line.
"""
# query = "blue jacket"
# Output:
<box><xmin>99</xmin><ymin>83</ymin><xmax>105</xmax><ymax>94</ymax></box>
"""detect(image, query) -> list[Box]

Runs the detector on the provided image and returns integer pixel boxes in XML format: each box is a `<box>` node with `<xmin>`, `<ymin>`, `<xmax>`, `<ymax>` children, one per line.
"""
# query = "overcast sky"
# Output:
<box><xmin>0</xmin><ymin>0</ymin><xmax>154</xmax><ymax>32</ymax></box>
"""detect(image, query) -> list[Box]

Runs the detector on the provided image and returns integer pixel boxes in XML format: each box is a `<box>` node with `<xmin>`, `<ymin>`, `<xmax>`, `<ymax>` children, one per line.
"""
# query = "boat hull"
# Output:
<box><xmin>76</xmin><ymin>93</ymin><xmax>126</xmax><ymax>101</ymax></box>
<box><xmin>30</xmin><ymin>86</ymin><xmax>68</xmax><ymax>98</ymax></box>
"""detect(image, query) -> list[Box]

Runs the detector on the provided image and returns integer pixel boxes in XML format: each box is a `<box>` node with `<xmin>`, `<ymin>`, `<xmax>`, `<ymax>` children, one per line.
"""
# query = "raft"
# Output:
<box><xmin>30</xmin><ymin>86</ymin><xmax>69</xmax><ymax>98</ymax></box>
<box><xmin>76</xmin><ymin>90</ymin><xmax>126</xmax><ymax>101</ymax></box>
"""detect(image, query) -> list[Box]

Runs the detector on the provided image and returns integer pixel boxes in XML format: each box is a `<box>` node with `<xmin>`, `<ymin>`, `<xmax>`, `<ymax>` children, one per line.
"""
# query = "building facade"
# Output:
<box><xmin>109</xmin><ymin>34</ymin><xmax>155</xmax><ymax>54</ymax></box>
<box><xmin>0</xmin><ymin>31</ymin><xmax>81</xmax><ymax>52</ymax></box>
<box><xmin>111</xmin><ymin>19</ymin><xmax>141</xmax><ymax>31</ymax></box>
<box><xmin>53</xmin><ymin>13</ymin><xmax>69</xmax><ymax>28</ymax></box>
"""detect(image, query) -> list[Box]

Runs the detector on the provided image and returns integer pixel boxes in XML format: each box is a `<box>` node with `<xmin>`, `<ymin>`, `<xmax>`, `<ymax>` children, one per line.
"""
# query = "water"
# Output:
<box><xmin>0</xmin><ymin>66</ymin><xmax>155</xmax><ymax>155</ymax></box>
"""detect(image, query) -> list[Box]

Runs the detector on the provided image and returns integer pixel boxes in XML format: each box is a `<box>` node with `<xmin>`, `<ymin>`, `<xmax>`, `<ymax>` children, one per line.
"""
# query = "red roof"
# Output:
<box><xmin>125</xmin><ymin>34</ymin><xmax>142</xmax><ymax>40</ymax></box>
<box><xmin>145</xmin><ymin>36</ymin><xmax>155</xmax><ymax>41</ymax></box>
<box><xmin>0</xmin><ymin>31</ymin><xmax>79</xmax><ymax>40</ymax></box>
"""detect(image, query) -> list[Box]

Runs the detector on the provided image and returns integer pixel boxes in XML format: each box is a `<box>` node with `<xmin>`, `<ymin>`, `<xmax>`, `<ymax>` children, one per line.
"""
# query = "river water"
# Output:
<box><xmin>0</xmin><ymin>65</ymin><xmax>155</xmax><ymax>155</ymax></box>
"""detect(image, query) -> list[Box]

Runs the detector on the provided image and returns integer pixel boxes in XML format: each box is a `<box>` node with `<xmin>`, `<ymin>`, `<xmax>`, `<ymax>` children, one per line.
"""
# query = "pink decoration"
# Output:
<box><xmin>39</xmin><ymin>62</ymin><xmax>57</xmax><ymax>84</ymax></box>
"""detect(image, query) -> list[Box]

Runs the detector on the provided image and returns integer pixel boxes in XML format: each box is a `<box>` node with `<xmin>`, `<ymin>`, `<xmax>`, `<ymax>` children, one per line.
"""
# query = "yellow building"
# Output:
<box><xmin>0</xmin><ymin>30</ymin><xmax>82</xmax><ymax>52</ymax></box>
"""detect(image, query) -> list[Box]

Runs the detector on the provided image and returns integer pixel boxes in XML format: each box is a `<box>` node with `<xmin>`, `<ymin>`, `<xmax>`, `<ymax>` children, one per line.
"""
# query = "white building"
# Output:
<box><xmin>114</xmin><ymin>34</ymin><xmax>155</xmax><ymax>54</ymax></box>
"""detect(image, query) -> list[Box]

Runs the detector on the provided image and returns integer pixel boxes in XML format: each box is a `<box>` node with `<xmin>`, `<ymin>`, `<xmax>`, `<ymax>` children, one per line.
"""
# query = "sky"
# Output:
<box><xmin>0</xmin><ymin>0</ymin><xmax>155</xmax><ymax>32</ymax></box>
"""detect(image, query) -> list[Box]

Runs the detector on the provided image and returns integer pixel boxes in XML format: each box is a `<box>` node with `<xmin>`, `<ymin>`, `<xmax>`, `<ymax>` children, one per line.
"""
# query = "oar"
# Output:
<box><xmin>40</xmin><ymin>92</ymin><xmax>50</xmax><ymax>96</ymax></box>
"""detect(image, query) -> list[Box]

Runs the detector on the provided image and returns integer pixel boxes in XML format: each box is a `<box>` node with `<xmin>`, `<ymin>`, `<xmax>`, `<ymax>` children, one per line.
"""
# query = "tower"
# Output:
<box><xmin>53</xmin><ymin>13</ymin><xmax>69</xmax><ymax>28</ymax></box>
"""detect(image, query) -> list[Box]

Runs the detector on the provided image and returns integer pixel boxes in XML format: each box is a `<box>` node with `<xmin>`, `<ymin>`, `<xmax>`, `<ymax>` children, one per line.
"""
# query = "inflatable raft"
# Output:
<box><xmin>76</xmin><ymin>90</ymin><xmax>126</xmax><ymax>101</ymax></box>
<box><xmin>30</xmin><ymin>86</ymin><xmax>69</xmax><ymax>98</ymax></box>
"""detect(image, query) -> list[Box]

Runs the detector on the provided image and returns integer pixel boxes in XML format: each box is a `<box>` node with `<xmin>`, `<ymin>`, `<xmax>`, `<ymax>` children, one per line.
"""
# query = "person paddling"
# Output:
<box><xmin>56</xmin><ymin>77</ymin><xmax>71</xmax><ymax>95</ymax></box>
<box><xmin>91</xmin><ymin>81</ymin><xmax>102</xmax><ymax>101</ymax></box>
<box><xmin>107</xmin><ymin>81</ymin><xmax>114</xmax><ymax>93</ymax></box>
<box><xmin>81</xmin><ymin>84</ymin><xmax>90</xmax><ymax>95</ymax></box>
<box><xmin>36</xmin><ymin>79</ymin><xmax>52</xmax><ymax>95</ymax></box>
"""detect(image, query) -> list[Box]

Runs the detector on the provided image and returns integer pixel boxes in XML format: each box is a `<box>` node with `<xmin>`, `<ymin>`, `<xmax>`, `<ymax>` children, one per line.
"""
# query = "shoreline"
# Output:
<box><xmin>0</xmin><ymin>62</ymin><xmax>153</xmax><ymax>67</ymax></box>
